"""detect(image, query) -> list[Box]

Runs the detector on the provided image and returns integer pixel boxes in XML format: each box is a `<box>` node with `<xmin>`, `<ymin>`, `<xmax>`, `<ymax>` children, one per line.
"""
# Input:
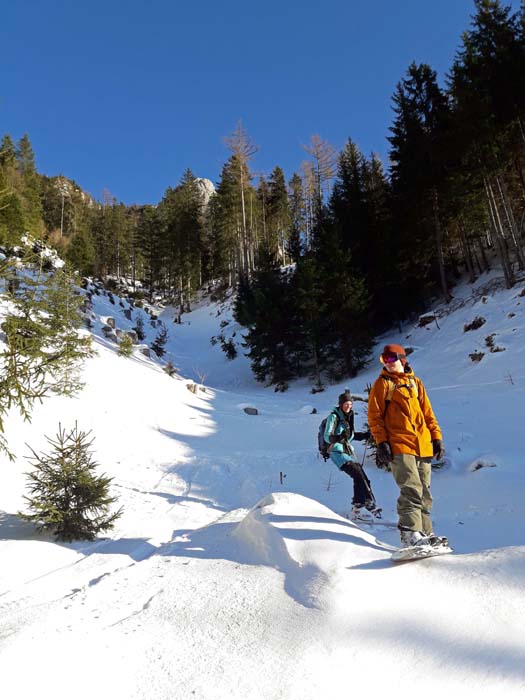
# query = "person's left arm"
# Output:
<box><xmin>417</xmin><ymin>378</ymin><xmax>442</xmax><ymax>440</ymax></box>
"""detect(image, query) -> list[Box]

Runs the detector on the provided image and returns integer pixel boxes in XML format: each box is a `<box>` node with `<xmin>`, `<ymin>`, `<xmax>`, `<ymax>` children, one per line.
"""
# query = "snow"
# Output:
<box><xmin>1</xmin><ymin>270</ymin><xmax>525</xmax><ymax>698</ymax></box>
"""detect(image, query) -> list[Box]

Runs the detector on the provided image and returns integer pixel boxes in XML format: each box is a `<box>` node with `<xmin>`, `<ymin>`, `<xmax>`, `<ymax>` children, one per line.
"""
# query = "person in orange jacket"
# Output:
<box><xmin>367</xmin><ymin>343</ymin><xmax>447</xmax><ymax>548</ymax></box>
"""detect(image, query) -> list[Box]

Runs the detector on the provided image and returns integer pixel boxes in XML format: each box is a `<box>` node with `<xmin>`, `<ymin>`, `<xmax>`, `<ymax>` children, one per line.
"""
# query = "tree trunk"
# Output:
<box><xmin>516</xmin><ymin>114</ymin><xmax>525</xmax><ymax>148</ymax></box>
<box><xmin>478</xmin><ymin>238</ymin><xmax>490</xmax><ymax>273</ymax></box>
<box><xmin>432</xmin><ymin>189</ymin><xmax>452</xmax><ymax>303</ymax></box>
<box><xmin>239</xmin><ymin>167</ymin><xmax>250</xmax><ymax>276</ymax></box>
<box><xmin>311</xmin><ymin>340</ymin><xmax>322</xmax><ymax>390</ymax></box>
<box><xmin>458</xmin><ymin>219</ymin><xmax>476</xmax><ymax>283</ymax></box>
<box><xmin>496</xmin><ymin>175</ymin><xmax>524</xmax><ymax>270</ymax></box>
<box><xmin>512</xmin><ymin>156</ymin><xmax>525</xmax><ymax>206</ymax></box>
<box><xmin>484</xmin><ymin>177</ymin><xmax>515</xmax><ymax>287</ymax></box>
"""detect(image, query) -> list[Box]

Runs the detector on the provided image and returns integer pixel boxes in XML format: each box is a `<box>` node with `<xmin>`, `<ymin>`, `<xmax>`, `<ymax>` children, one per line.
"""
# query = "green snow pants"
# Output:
<box><xmin>391</xmin><ymin>454</ymin><xmax>433</xmax><ymax>534</ymax></box>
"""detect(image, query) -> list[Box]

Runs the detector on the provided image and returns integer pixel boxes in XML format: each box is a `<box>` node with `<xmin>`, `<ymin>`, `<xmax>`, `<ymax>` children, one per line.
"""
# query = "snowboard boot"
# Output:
<box><xmin>400</xmin><ymin>529</ymin><xmax>449</xmax><ymax>548</ymax></box>
<box><xmin>419</xmin><ymin>532</ymin><xmax>449</xmax><ymax>547</ymax></box>
<box><xmin>351</xmin><ymin>504</ymin><xmax>369</xmax><ymax>521</ymax></box>
<box><xmin>364</xmin><ymin>499</ymin><xmax>382</xmax><ymax>519</ymax></box>
<box><xmin>399</xmin><ymin>529</ymin><xmax>426</xmax><ymax>548</ymax></box>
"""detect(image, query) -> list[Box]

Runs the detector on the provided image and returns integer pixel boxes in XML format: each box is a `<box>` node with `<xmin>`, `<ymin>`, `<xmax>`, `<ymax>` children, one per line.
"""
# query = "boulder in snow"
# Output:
<box><xmin>102</xmin><ymin>325</ymin><xmax>117</xmax><ymax>341</ymax></box>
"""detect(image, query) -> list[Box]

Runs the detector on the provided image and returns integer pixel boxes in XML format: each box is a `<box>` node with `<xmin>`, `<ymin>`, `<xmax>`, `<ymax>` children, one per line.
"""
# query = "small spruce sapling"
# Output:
<box><xmin>22</xmin><ymin>423</ymin><xmax>123</xmax><ymax>541</ymax></box>
<box><xmin>163</xmin><ymin>360</ymin><xmax>178</xmax><ymax>377</ymax></box>
<box><xmin>118</xmin><ymin>334</ymin><xmax>134</xmax><ymax>357</ymax></box>
<box><xmin>219</xmin><ymin>335</ymin><xmax>237</xmax><ymax>360</ymax></box>
<box><xmin>151</xmin><ymin>323</ymin><xmax>168</xmax><ymax>357</ymax></box>
<box><xmin>133</xmin><ymin>314</ymin><xmax>146</xmax><ymax>341</ymax></box>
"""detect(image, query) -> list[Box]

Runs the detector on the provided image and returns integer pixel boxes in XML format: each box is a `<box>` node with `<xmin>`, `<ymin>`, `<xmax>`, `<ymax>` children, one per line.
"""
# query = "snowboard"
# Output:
<box><xmin>390</xmin><ymin>541</ymin><xmax>453</xmax><ymax>563</ymax></box>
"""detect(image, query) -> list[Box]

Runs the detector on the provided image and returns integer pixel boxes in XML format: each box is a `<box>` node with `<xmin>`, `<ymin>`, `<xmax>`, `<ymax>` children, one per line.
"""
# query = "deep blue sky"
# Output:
<box><xmin>1</xmin><ymin>1</ymin><xmax>521</xmax><ymax>204</ymax></box>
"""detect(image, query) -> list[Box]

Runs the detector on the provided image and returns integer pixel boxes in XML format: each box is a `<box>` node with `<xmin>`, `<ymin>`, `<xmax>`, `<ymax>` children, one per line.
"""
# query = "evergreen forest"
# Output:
<box><xmin>2</xmin><ymin>1</ymin><xmax>525</xmax><ymax>390</ymax></box>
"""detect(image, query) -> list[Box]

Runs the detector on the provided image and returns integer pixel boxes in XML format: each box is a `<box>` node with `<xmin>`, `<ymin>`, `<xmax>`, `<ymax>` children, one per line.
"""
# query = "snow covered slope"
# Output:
<box><xmin>0</xmin><ymin>272</ymin><xmax>524</xmax><ymax>698</ymax></box>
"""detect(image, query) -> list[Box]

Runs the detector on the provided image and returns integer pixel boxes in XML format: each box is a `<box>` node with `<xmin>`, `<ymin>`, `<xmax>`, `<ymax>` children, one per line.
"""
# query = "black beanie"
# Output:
<box><xmin>338</xmin><ymin>390</ymin><xmax>352</xmax><ymax>407</ymax></box>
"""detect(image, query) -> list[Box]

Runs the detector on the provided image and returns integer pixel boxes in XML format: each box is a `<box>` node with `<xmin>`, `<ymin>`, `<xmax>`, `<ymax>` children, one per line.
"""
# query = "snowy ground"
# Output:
<box><xmin>1</xmin><ymin>271</ymin><xmax>524</xmax><ymax>698</ymax></box>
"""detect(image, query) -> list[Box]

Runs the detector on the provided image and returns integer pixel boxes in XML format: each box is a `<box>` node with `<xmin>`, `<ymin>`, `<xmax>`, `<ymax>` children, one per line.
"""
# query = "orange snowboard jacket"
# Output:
<box><xmin>368</xmin><ymin>369</ymin><xmax>442</xmax><ymax>458</ymax></box>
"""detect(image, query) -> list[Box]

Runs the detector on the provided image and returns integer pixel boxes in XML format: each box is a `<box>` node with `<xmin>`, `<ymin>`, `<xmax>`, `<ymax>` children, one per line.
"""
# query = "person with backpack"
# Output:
<box><xmin>322</xmin><ymin>389</ymin><xmax>381</xmax><ymax>520</ymax></box>
<box><xmin>367</xmin><ymin>343</ymin><xmax>446</xmax><ymax>548</ymax></box>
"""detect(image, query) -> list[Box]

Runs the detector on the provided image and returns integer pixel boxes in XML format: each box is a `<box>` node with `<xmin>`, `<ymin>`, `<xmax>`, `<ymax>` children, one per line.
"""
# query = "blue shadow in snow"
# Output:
<box><xmin>160</xmin><ymin>514</ymin><xmax>390</xmax><ymax>608</ymax></box>
<box><xmin>0</xmin><ymin>511</ymin><xmax>158</xmax><ymax>563</ymax></box>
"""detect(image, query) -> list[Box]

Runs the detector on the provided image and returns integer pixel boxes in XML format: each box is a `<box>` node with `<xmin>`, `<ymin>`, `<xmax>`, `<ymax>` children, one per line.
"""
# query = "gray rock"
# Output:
<box><xmin>243</xmin><ymin>407</ymin><xmax>258</xmax><ymax>416</ymax></box>
<box><xmin>102</xmin><ymin>326</ymin><xmax>118</xmax><ymax>343</ymax></box>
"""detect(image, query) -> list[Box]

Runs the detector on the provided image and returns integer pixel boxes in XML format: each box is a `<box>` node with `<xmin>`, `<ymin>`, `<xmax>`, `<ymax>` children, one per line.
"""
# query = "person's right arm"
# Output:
<box><xmin>368</xmin><ymin>380</ymin><xmax>388</xmax><ymax>445</ymax></box>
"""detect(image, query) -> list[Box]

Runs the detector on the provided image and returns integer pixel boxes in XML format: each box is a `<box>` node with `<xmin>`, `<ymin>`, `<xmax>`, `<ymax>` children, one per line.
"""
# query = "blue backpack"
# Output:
<box><xmin>317</xmin><ymin>411</ymin><xmax>340</xmax><ymax>461</ymax></box>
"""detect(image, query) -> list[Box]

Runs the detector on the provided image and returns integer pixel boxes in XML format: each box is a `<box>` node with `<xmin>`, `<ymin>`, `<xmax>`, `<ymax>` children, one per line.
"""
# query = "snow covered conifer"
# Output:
<box><xmin>22</xmin><ymin>423</ymin><xmax>122</xmax><ymax>541</ymax></box>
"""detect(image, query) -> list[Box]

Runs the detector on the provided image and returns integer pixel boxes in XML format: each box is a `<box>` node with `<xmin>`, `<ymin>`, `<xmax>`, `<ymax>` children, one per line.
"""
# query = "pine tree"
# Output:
<box><xmin>388</xmin><ymin>62</ymin><xmax>454</xmax><ymax>305</ymax></box>
<box><xmin>22</xmin><ymin>423</ymin><xmax>122</xmax><ymax>541</ymax></box>
<box><xmin>0</xmin><ymin>135</ymin><xmax>25</xmax><ymax>245</ymax></box>
<box><xmin>360</xmin><ymin>154</ymin><xmax>396</xmax><ymax>328</ymax></box>
<box><xmin>66</xmin><ymin>230</ymin><xmax>96</xmax><ymax>275</ymax></box>
<box><xmin>0</xmin><ymin>254</ymin><xmax>94</xmax><ymax>457</ymax></box>
<box><xmin>151</xmin><ymin>323</ymin><xmax>169</xmax><ymax>357</ymax></box>
<box><xmin>289</xmin><ymin>253</ymin><xmax>326</xmax><ymax>388</ymax></box>
<box><xmin>158</xmin><ymin>169</ymin><xmax>204</xmax><ymax>307</ymax></box>
<box><xmin>118</xmin><ymin>334</ymin><xmax>134</xmax><ymax>357</ymax></box>
<box><xmin>313</xmin><ymin>212</ymin><xmax>374</xmax><ymax>378</ymax></box>
<box><xmin>234</xmin><ymin>249</ymin><xmax>298</xmax><ymax>390</ymax></box>
<box><xmin>0</xmin><ymin>165</ymin><xmax>25</xmax><ymax>245</ymax></box>
<box><xmin>288</xmin><ymin>173</ymin><xmax>305</xmax><ymax>261</ymax></box>
<box><xmin>207</xmin><ymin>156</ymin><xmax>249</xmax><ymax>284</ymax></box>
<box><xmin>163</xmin><ymin>360</ymin><xmax>178</xmax><ymax>376</ymax></box>
<box><xmin>449</xmin><ymin>0</ymin><xmax>525</xmax><ymax>281</ymax></box>
<box><xmin>133</xmin><ymin>313</ymin><xmax>146</xmax><ymax>341</ymax></box>
<box><xmin>38</xmin><ymin>265</ymin><xmax>95</xmax><ymax>396</ymax></box>
<box><xmin>0</xmin><ymin>134</ymin><xmax>17</xmax><ymax>169</ymax></box>
<box><xmin>330</xmin><ymin>139</ymin><xmax>369</xmax><ymax>273</ymax></box>
<box><xmin>135</xmin><ymin>205</ymin><xmax>164</xmax><ymax>298</ymax></box>
<box><xmin>16</xmin><ymin>134</ymin><xmax>43</xmax><ymax>235</ymax></box>
<box><xmin>256</xmin><ymin>175</ymin><xmax>269</xmax><ymax>252</ymax></box>
<box><xmin>266</xmin><ymin>166</ymin><xmax>292</xmax><ymax>263</ymax></box>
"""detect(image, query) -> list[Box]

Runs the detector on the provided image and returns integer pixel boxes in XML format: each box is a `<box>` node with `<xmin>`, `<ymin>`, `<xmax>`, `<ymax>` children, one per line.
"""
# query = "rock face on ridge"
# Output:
<box><xmin>195</xmin><ymin>178</ymin><xmax>215</xmax><ymax>208</ymax></box>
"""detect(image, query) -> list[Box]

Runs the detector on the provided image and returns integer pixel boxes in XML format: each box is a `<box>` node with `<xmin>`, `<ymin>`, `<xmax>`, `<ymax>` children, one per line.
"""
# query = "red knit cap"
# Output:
<box><xmin>381</xmin><ymin>343</ymin><xmax>407</xmax><ymax>365</ymax></box>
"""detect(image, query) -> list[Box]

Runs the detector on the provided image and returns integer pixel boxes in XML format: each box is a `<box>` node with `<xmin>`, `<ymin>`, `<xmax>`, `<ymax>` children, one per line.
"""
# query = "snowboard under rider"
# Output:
<box><xmin>323</xmin><ymin>390</ymin><xmax>380</xmax><ymax>520</ymax></box>
<box><xmin>367</xmin><ymin>343</ymin><xmax>446</xmax><ymax>548</ymax></box>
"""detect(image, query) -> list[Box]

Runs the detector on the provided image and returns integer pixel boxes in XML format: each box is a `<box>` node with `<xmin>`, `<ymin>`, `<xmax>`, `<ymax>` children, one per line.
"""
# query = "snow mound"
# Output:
<box><xmin>232</xmin><ymin>493</ymin><xmax>389</xmax><ymax>607</ymax></box>
<box><xmin>468</xmin><ymin>455</ymin><xmax>498</xmax><ymax>472</ymax></box>
<box><xmin>297</xmin><ymin>405</ymin><xmax>316</xmax><ymax>414</ymax></box>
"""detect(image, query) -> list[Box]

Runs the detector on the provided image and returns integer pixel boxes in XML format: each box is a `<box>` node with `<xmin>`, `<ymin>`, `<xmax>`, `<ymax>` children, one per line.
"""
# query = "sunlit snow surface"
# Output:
<box><xmin>1</xmin><ymin>270</ymin><xmax>524</xmax><ymax>698</ymax></box>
